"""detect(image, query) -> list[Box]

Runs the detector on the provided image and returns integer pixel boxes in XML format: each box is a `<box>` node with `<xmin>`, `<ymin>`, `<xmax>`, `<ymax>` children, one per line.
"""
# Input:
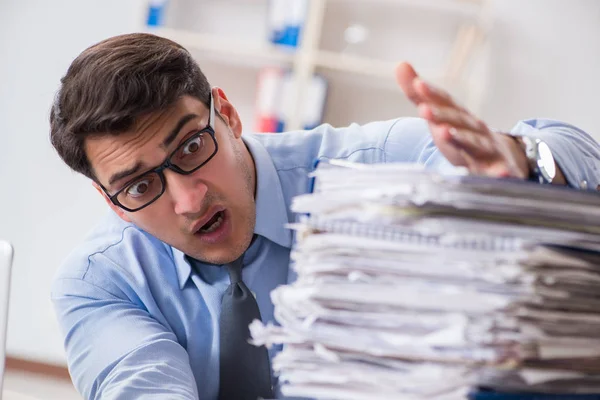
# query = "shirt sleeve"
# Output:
<box><xmin>381</xmin><ymin>117</ymin><xmax>455</xmax><ymax>171</ymax></box>
<box><xmin>509</xmin><ymin>118</ymin><xmax>600</xmax><ymax>190</ymax></box>
<box><xmin>382</xmin><ymin>116</ymin><xmax>600</xmax><ymax>187</ymax></box>
<box><xmin>51</xmin><ymin>262</ymin><xmax>199</xmax><ymax>400</ymax></box>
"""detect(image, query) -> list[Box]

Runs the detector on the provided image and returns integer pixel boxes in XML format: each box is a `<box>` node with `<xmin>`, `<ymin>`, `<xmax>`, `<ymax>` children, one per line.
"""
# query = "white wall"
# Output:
<box><xmin>0</xmin><ymin>0</ymin><xmax>145</xmax><ymax>364</ymax></box>
<box><xmin>481</xmin><ymin>0</ymin><xmax>600</xmax><ymax>137</ymax></box>
<box><xmin>0</xmin><ymin>0</ymin><xmax>599</xmax><ymax>366</ymax></box>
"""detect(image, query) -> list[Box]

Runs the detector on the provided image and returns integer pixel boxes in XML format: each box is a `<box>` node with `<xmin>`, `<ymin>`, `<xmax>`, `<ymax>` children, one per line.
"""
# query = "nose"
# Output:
<box><xmin>164</xmin><ymin>170</ymin><xmax>208</xmax><ymax>216</ymax></box>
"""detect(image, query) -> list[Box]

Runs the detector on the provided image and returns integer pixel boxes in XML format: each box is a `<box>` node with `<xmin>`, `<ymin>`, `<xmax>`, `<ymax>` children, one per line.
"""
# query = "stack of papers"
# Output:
<box><xmin>251</xmin><ymin>160</ymin><xmax>600</xmax><ymax>400</ymax></box>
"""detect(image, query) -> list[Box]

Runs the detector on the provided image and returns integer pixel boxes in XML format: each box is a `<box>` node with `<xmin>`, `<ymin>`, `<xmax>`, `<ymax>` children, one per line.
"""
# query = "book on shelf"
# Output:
<box><xmin>255</xmin><ymin>66</ymin><xmax>328</xmax><ymax>133</ymax></box>
<box><xmin>267</xmin><ymin>0</ymin><xmax>308</xmax><ymax>49</ymax></box>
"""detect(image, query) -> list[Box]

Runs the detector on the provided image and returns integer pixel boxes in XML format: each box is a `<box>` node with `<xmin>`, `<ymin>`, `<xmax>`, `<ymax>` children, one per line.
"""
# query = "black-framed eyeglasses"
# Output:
<box><xmin>100</xmin><ymin>93</ymin><xmax>218</xmax><ymax>213</ymax></box>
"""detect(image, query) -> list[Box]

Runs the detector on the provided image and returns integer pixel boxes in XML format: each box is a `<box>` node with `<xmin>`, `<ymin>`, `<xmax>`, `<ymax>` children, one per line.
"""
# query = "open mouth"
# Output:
<box><xmin>197</xmin><ymin>210</ymin><xmax>225</xmax><ymax>234</ymax></box>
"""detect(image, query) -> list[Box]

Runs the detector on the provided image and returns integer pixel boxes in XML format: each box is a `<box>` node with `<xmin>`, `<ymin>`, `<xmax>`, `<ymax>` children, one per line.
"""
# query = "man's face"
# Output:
<box><xmin>86</xmin><ymin>90</ymin><xmax>256</xmax><ymax>265</ymax></box>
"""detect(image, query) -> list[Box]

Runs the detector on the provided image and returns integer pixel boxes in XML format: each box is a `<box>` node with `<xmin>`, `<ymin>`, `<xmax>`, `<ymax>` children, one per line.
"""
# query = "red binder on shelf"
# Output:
<box><xmin>254</xmin><ymin>67</ymin><xmax>285</xmax><ymax>133</ymax></box>
<box><xmin>255</xmin><ymin>67</ymin><xmax>328</xmax><ymax>133</ymax></box>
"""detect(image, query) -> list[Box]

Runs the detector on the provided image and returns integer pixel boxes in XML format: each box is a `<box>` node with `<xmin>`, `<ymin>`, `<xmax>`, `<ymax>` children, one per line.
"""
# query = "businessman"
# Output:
<box><xmin>50</xmin><ymin>33</ymin><xmax>600</xmax><ymax>399</ymax></box>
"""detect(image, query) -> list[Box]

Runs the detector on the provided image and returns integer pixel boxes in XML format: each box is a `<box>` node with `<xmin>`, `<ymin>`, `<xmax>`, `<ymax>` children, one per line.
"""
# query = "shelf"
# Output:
<box><xmin>143</xmin><ymin>28</ymin><xmax>445</xmax><ymax>86</ymax></box>
<box><xmin>316</xmin><ymin>67</ymin><xmax>416</xmax><ymax>127</ymax></box>
<box><xmin>315</xmin><ymin>50</ymin><xmax>397</xmax><ymax>80</ymax></box>
<box><xmin>145</xmin><ymin>27</ymin><xmax>296</xmax><ymax>66</ymax></box>
<box><xmin>144</xmin><ymin>0</ymin><xmax>490</xmax><ymax>130</ymax></box>
<box><xmin>325</xmin><ymin>0</ymin><xmax>485</xmax><ymax>19</ymax></box>
<box><xmin>314</xmin><ymin>51</ymin><xmax>462</xmax><ymax>93</ymax></box>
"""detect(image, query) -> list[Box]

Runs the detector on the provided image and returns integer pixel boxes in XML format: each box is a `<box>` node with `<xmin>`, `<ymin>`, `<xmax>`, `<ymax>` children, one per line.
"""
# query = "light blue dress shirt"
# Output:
<box><xmin>52</xmin><ymin>117</ymin><xmax>600</xmax><ymax>399</ymax></box>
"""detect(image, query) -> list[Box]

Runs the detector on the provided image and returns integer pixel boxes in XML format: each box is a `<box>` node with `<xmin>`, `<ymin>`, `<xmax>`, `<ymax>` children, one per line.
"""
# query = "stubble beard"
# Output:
<box><xmin>231</xmin><ymin>134</ymin><xmax>257</xmax><ymax>260</ymax></box>
<box><xmin>193</xmin><ymin>133</ymin><xmax>256</xmax><ymax>265</ymax></box>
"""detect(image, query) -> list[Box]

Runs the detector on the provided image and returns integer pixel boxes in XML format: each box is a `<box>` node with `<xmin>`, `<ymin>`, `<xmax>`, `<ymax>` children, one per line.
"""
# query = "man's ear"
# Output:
<box><xmin>212</xmin><ymin>87</ymin><xmax>243</xmax><ymax>139</ymax></box>
<box><xmin>92</xmin><ymin>182</ymin><xmax>131</xmax><ymax>223</ymax></box>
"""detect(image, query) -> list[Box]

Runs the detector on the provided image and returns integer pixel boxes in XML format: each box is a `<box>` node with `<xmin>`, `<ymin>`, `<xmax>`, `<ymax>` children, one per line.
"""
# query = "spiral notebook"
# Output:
<box><xmin>298</xmin><ymin>159</ymin><xmax>600</xmax><ymax>249</ymax></box>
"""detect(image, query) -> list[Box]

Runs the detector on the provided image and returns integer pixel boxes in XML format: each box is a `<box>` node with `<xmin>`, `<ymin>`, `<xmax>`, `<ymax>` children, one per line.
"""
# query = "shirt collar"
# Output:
<box><xmin>244</xmin><ymin>134</ymin><xmax>292</xmax><ymax>249</ymax></box>
<box><xmin>173</xmin><ymin>249</ymin><xmax>192</xmax><ymax>289</ymax></box>
<box><xmin>172</xmin><ymin>133</ymin><xmax>292</xmax><ymax>289</ymax></box>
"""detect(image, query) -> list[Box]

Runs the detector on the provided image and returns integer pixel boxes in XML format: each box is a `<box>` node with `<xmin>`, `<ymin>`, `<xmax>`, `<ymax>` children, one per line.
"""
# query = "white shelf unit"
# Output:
<box><xmin>144</xmin><ymin>0</ymin><xmax>492</xmax><ymax>131</ymax></box>
<box><xmin>147</xmin><ymin>27</ymin><xmax>296</xmax><ymax>66</ymax></box>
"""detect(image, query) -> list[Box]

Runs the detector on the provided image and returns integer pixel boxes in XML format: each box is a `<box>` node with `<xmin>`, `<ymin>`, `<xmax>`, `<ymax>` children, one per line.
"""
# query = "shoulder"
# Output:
<box><xmin>247</xmin><ymin>118</ymin><xmax>427</xmax><ymax>171</ymax></box>
<box><xmin>244</xmin><ymin>118</ymin><xmax>435</xmax><ymax>210</ymax></box>
<box><xmin>52</xmin><ymin>211</ymin><xmax>173</xmax><ymax>298</ymax></box>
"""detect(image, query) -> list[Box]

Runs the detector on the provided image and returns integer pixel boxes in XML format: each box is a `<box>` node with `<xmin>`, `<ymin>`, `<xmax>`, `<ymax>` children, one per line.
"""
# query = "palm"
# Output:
<box><xmin>395</xmin><ymin>62</ymin><xmax>527</xmax><ymax>179</ymax></box>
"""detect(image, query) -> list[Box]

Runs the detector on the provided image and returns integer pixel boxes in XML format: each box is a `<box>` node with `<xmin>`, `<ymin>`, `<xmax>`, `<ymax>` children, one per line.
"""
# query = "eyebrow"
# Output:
<box><xmin>108</xmin><ymin>161</ymin><xmax>144</xmax><ymax>187</ymax></box>
<box><xmin>107</xmin><ymin>113</ymin><xmax>200</xmax><ymax>188</ymax></box>
<box><xmin>161</xmin><ymin>113</ymin><xmax>198</xmax><ymax>148</ymax></box>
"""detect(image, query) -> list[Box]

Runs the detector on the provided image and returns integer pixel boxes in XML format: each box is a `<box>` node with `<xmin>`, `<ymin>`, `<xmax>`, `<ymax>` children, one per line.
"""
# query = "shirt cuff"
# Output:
<box><xmin>508</xmin><ymin>119</ymin><xmax>600</xmax><ymax>190</ymax></box>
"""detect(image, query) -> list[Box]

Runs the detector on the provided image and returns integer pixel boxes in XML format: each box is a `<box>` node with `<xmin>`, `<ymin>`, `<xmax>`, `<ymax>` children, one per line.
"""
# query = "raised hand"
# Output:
<box><xmin>395</xmin><ymin>62</ymin><xmax>529</xmax><ymax>179</ymax></box>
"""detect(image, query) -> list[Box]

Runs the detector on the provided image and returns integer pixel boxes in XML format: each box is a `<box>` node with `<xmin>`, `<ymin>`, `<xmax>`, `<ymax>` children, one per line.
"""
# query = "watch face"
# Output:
<box><xmin>537</xmin><ymin>141</ymin><xmax>556</xmax><ymax>182</ymax></box>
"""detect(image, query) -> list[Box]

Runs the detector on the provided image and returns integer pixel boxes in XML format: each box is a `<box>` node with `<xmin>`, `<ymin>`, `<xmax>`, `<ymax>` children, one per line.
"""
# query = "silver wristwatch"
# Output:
<box><xmin>520</xmin><ymin>136</ymin><xmax>556</xmax><ymax>184</ymax></box>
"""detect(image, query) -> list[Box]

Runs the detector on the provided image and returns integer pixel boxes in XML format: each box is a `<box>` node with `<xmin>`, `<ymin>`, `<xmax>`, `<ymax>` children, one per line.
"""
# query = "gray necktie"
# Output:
<box><xmin>218</xmin><ymin>253</ymin><xmax>273</xmax><ymax>400</ymax></box>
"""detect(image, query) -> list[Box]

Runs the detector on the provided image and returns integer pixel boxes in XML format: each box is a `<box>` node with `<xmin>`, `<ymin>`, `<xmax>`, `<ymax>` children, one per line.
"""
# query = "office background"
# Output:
<box><xmin>0</xmin><ymin>0</ymin><xmax>598</xmax><ymax>395</ymax></box>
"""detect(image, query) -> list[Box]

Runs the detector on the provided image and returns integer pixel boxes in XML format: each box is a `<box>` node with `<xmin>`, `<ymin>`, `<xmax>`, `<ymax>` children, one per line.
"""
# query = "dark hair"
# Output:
<box><xmin>50</xmin><ymin>33</ymin><xmax>211</xmax><ymax>180</ymax></box>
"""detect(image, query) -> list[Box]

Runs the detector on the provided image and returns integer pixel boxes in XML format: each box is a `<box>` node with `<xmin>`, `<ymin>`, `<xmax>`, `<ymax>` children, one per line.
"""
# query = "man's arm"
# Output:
<box><xmin>500</xmin><ymin>132</ymin><xmax>567</xmax><ymax>185</ymax></box>
<box><xmin>509</xmin><ymin>118</ymin><xmax>600</xmax><ymax>189</ymax></box>
<box><xmin>52</xmin><ymin>277</ymin><xmax>199</xmax><ymax>400</ymax></box>
<box><xmin>394</xmin><ymin>62</ymin><xmax>600</xmax><ymax>186</ymax></box>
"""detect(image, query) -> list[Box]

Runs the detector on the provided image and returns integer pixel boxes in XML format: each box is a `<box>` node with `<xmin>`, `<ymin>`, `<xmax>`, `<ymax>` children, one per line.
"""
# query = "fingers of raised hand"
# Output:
<box><xmin>447</xmin><ymin>127</ymin><xmax>496</xmax><ymax>158</ymax></box>
<box><xmin>413</xmin><ymin>79</ymin><xmax>467</xmax><ymax>113</ymax></box>
<box><xmin>419</xmin><ymin>103</ymin><xmax>487</xmax><ymax>135</ymax></box>
<box><xmin>395</xmin><ymin>62</ymin><xmax>422</xmax><ymax>104</ymax></box>
<box><xmin>429</xmin><ymin>122</ymin><xmax>495</xmax><ymax>159</ymax></box>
